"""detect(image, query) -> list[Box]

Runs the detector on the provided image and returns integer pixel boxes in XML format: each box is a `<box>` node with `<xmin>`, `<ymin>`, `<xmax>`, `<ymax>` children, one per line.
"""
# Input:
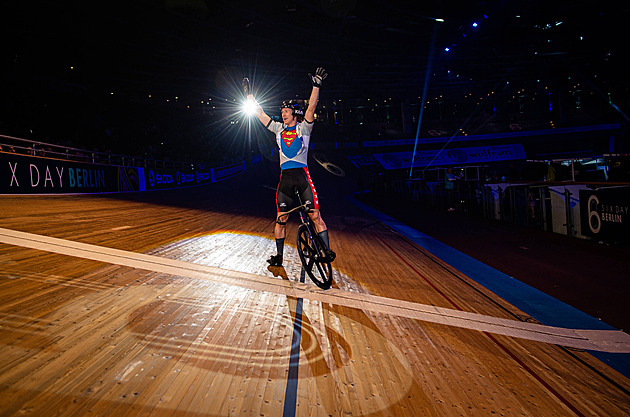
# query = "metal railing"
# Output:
<box><xmin>0</xmin><ymin>134</ymin><xmax>217</xmax><ymax>171</ymax></box>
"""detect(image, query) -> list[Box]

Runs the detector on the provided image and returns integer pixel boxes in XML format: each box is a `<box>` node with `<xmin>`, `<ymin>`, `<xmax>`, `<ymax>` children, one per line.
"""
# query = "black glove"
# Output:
<box><xmin>308</xmin><ymin>67</ymin><xmax>327</xmax><ymax>88</ymax></box>
<box><xmin>242</xmin><ymin>77</ymin><xmax>250</xmax><ymax>95</ymax></box>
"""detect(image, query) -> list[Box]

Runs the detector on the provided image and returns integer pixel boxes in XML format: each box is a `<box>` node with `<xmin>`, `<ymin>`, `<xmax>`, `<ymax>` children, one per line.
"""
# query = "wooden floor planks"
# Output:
<box><xmin>0</xmin><ymin>193</ymin><xmax>629</xmax><ymax>416</ymax></box>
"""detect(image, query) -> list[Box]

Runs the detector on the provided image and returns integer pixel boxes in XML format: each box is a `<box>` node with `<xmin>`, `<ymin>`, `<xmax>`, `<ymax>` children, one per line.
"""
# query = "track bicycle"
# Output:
<box><xmin>277</xmin><ymin>187</ymin><xmax>333</xmax><ymax>289</ymax></box>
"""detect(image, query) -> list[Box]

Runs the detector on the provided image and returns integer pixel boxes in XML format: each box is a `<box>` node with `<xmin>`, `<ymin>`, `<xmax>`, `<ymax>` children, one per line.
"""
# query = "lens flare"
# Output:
<box><xmin>242</xmin><ymin>98</ymin><xmax>257</xmax><ymax>116</ymax></box>
<box><xmin>201</xmin><ymin>66</ymin><xmax>295</xmax><ymax>161</ymax></box>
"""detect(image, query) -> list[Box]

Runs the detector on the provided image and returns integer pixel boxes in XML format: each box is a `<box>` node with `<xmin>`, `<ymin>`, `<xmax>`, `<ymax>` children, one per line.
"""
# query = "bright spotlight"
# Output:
<box><xmin>242</xmin><ymin>99</ymin><xmax>257</xmax><ymax>116</ymax></box>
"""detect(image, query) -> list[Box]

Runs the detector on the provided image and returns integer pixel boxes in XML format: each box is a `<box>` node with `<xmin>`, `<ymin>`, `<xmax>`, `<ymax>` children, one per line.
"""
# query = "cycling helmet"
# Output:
<box><xmin>280</xmin><ymin>100</ymin><xmax>304</xmax><ymax>118</ymax></box>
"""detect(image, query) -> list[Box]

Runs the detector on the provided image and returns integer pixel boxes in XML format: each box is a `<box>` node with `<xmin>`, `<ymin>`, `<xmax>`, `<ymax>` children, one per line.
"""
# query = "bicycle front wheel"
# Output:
<box><xmin>296</xmin><ymin>223</ymin><xmax>333</xmax><ymax>289</ymax></box>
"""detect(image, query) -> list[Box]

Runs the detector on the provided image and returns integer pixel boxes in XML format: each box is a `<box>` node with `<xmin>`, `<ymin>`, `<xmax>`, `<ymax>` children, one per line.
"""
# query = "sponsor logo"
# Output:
<box><xmin>148</xmin><ymin>170</ymin><xmax>174</xmax><ymax>188</ymax></box>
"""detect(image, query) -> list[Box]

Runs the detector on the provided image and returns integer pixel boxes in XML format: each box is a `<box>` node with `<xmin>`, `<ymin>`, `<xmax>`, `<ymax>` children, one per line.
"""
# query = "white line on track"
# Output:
<box><xmin>1</xmin><ymin>226</ymin><xmax>629</xmax><ymax>353</ymax></box>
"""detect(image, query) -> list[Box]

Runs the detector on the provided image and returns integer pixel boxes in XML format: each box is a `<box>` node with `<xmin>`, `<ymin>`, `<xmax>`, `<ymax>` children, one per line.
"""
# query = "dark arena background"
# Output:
<box><xmin>1</xmin><ymin>1</ymin><xmax>629</xmax><ymax>416</ymax></box>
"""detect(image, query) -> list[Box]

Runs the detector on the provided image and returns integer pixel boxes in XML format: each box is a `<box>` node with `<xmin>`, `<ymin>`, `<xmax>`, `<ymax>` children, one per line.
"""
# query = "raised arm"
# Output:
<box><xmin>243</xmin><ymin>77</ymin><xmax>271</xmax><ymax>126</ymax></box>
<box><xmin>304</xmin><ymin>68</ymin><xmax>327</xmax><ymax>123</ymax></box>
<box><xmin>249</xmin><ymin>94</ymin><xmax>271</xmax><ymax>126</ymax></box>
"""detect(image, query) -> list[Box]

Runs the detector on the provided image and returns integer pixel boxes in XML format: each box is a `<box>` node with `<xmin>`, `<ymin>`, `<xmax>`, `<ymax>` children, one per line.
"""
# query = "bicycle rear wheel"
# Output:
<box><xmin>296</xmin><ymin>223</ymin><xmax>333</xmax><ymax>289</ymax></box>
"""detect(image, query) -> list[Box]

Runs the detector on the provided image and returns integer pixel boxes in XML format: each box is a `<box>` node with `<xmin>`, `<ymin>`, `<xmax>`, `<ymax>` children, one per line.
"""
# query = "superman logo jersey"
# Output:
<box><xmin>268</xmin><ymin>120</ymin><xmax>313</xmax><ymax>170</ymax></box>
<box><xmin>281</xmin><ymin>128</ymin><xmax>298</xmax><ymax>149</ymax></box>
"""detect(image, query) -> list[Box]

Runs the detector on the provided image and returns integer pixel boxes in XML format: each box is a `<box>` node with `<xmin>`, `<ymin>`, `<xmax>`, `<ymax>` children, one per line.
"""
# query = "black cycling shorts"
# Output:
<box><xmin>276</xmin><ymin>167</ymin><xmax>319</xmax><ymax>212</ymax></box>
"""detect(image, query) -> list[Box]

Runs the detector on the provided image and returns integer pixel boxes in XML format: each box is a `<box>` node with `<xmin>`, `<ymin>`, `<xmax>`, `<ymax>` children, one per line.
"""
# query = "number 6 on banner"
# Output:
<box><xmin>588</xmin><ymin>195</ymin><xmax>601</xmax><ymax>234</ymax></box>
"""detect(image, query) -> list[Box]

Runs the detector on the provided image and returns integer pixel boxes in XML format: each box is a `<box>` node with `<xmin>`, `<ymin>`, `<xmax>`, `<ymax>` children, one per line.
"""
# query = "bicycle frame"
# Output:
<box><xmin>273</xmin><ymin>188</ymin><xmax>333</xmax><ymax>289</ymax></box>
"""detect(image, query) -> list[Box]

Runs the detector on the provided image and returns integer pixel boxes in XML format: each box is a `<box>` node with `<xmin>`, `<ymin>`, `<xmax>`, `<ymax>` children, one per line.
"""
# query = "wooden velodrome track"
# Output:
<box><xmin>1</xmin><ymin>157</ymin><xmax>629</xmax><ymax>416</ymax></box>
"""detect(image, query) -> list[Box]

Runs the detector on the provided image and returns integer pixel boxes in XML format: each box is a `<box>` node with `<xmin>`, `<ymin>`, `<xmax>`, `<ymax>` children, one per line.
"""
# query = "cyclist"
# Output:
<box><xmin>244</xmin><ymin>67</ymin><xmax>335</xmax><ymax>267</ymax></box>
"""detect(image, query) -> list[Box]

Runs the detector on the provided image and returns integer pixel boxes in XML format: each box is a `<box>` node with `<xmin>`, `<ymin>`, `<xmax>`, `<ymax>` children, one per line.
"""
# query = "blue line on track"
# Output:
<box><xmin>282</xmin><ymin>268</ymin><xmax>306</xmax><ymax>417</ymax></box>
